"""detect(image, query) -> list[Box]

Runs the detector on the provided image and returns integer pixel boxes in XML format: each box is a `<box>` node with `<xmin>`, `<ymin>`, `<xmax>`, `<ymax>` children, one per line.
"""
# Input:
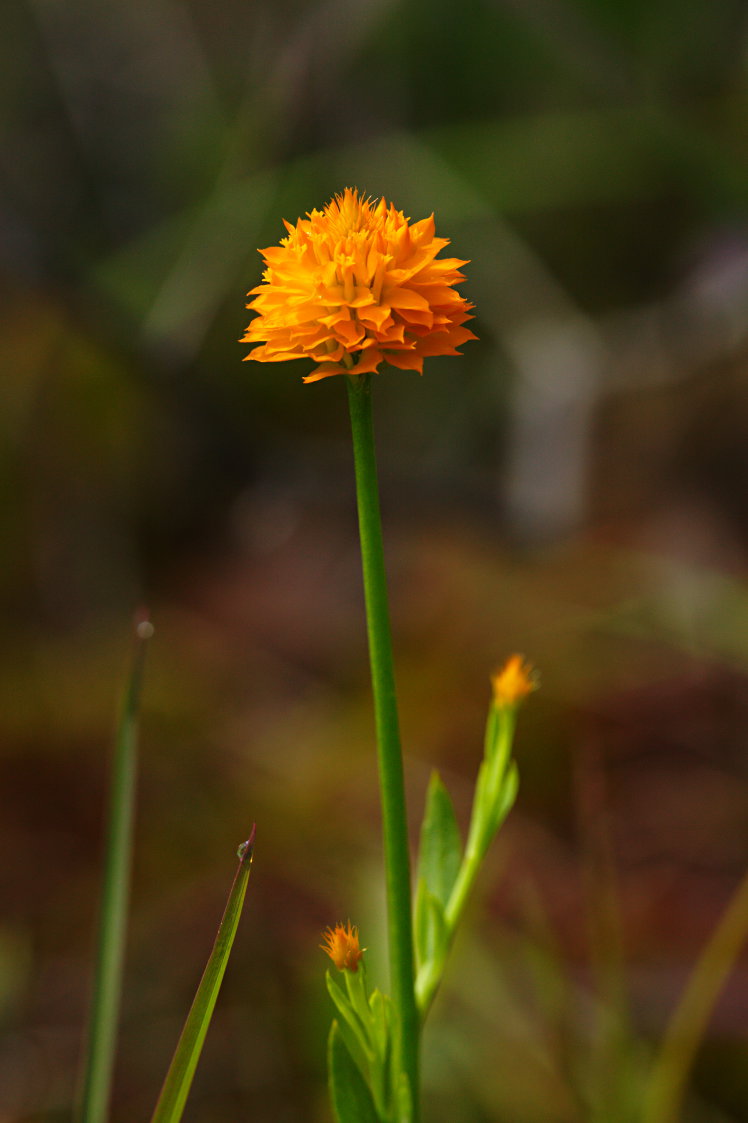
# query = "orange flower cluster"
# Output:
<box><xmin>242</xmin><ymin>188</ymin><xmax>476</xmax><ymax>382</ymax></box>
<box><xmin>320</xmin><ymin>921</ymin><xmax>365</xmax><ymax>973</ymax></box>
<box><xmin>491</xmin><ymin>655</ymin><xmax>537</xmax><ymax>708</ymax></box>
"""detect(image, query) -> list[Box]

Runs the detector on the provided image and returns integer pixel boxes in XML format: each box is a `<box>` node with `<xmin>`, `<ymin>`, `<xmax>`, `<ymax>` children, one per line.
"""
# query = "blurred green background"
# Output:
<box><xmin>4</xmin><ymin>0</ymin><xmax>748</xmax><ymax>1119</ymax></box>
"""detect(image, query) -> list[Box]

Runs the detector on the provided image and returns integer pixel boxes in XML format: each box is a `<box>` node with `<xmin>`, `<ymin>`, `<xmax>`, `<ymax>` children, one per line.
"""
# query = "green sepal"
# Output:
<box><xmin>328</xmin><ymin>1021</ymin><xmax>381</xmax><ymax>1123</ymax></box>
<box><xmin>417</xmin><ymin>771</ymin><xmax>462</xmax><ymax>908</ymax></box>
<box><xmin>345</xmin><ymin>961</ymin><xmax>374</xmax><ymax>1029</ymax></box>
<box><xmin>486</xmin><ymin>759</ymin><xmax>519</xmax><ymax>838</ymax></box>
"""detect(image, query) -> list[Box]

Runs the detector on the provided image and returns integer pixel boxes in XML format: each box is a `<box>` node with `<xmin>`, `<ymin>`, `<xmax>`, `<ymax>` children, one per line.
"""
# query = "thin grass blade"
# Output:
<box><xmin>150</xmin><ymin>826</ymin><xmax>256</xmax><ymax>1123</ymax></box>
<box><xmin>642</xmin><ymin>865</ymin><xmax>748</xmax><ymax>1123</ymax></box>
<box><xmin>76</xmin><ymin>612</ymin><xmax>154</xmax><ymax>1123</ymax></box>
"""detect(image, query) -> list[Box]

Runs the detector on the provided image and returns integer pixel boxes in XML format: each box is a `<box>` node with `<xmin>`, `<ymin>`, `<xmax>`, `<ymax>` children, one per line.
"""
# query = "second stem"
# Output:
<box><xmin>346</xmin><ymin>373</ymin><xmax>420</xmax><ymax>1119</ymax></box>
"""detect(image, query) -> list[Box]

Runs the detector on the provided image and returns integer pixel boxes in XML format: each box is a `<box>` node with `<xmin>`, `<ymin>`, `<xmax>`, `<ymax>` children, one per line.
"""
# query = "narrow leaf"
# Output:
<box><xmin>76</xmin><ymin>613</ymin><xmax>153</xmax><ymax>1123</ymax></box>
<box><xmin>368</xmin><ymin>988</ymin><xmax>391</xmax><ymax>1060</ymax></box>
<box><xmin>326</xmin><ymin>970</ymin><xmax>374</xmax><ymax>1075</ymax></box>
<box><xmin>367</xmin><ymin>989</ymin><xmax>394</xmax><ymax>1117</ymax></box>
<box><xmin>328</xmin><ymin>1021</ymin><xmax>380</xmax><ymax>1123</ymax></box>
<box><xmin>414</xmin><ymin>876</ymin><xmax>451</xmax><ymax>974</ymax></box>
<box><xmin>150</xmin><ymin>828</ymin><xmax>256</xmax><ymax>1123</ymax></box>
<box><xmin>417</xmin><ymin>772</ymin><xmax>461</xmax><ymax>908</ymax></box>
<box><xmin>424</xmin><ymin>890</ymin><xmax>449</xmax><ymax>966</ymax></box>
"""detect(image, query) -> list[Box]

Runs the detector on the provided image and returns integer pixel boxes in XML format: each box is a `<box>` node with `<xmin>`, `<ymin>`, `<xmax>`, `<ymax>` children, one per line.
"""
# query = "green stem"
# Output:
<box><xmin>346</xmin><ymin>373</ymin><xmax>420</xmax><ymax>1119</ymax></box>
<box><xmin>77</xmin><ymin>615</ymin><xmax>153</xmax><ymax>1123</ymax></box>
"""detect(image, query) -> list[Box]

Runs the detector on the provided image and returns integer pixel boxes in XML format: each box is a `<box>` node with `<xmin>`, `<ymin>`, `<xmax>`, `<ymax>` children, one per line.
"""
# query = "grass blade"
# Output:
<box><xmin>642</xmin><ymin>866</ymin><xmax>748</xmax><ymax>1123</ymax></box>
<box><xmin>77</xmin><ymin>612</ymin><xmax>154</xmax><ymax>1123</ymax></box>
<box><xmin>150</xmin><ymin>826</ymin><xmax>256</xmax><ymax>1123</ymax></box>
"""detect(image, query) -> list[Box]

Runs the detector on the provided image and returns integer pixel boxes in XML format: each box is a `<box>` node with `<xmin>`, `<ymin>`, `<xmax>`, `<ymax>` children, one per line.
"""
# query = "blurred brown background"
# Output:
<box><xmin>3</xmin><ymin>0</ymin><xmax>748</xmax><ymax>1119</ymax></box>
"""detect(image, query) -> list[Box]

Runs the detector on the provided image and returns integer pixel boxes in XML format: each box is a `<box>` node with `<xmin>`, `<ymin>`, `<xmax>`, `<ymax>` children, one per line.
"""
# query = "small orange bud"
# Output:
<box><xmin>491</xmin><ymin>655</ymin><xmax>537</xmax><ymax>708</ymax></box>
<box><xmin>320</xmin><ymin>921</ymin><xmax>365</xmax><ymax>973</ymax></box>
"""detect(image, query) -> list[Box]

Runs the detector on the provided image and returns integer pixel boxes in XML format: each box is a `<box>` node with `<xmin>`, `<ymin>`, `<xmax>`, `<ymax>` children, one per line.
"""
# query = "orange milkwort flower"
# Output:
<box><xmin>320</xmin><ymin>921</ymin><xmax>365</xmax><ymax>973</ymax></box>
<box><xmin>242</xmin><ymin>188</ymin><xmax>477</xmax><ymax>382</ymax></box>
<box><xmin>491</xmin><ymin>655</ymin><xmax>537</xmax><ymax>708</ymax></box>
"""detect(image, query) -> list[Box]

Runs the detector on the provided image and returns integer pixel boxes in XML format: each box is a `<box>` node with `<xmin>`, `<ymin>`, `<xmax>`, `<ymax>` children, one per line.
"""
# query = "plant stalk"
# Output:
<box><xmin>346</xmin><ymin>373</ymin><xmax>420</xmax><ymax>1119</ymax></box>
<box><xmin>77</xmin><ymin>615</ymin><xmax>153</xmax><ymax>1123</ymax></box>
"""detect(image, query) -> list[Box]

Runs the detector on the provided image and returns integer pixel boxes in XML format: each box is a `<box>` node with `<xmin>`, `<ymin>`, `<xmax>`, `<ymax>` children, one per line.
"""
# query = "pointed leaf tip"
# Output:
<box><xmin>417</xmin><ymin>772</ymin><xmax>461</xmax><ymax>909</ymax></box>
<box><xmin>150</xmin><ymin>832</ymin><xmax>254</xmax><ymax>1123</ymax></box>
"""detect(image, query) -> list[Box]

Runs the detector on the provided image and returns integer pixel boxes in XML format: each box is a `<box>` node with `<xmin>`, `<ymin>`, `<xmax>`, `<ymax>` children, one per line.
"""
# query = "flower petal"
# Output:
<box><xmin>242</xmin><ymin>189</ymin><xmax>476</xmax><ymax>381</ymax></box>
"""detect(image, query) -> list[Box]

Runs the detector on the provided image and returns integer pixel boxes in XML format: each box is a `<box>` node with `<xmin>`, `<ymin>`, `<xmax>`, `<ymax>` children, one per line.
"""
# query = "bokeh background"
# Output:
<box><xmin>4</xmin><ymin>0</ymin><xmax>748</xmax><ymax>1119</ymax></box>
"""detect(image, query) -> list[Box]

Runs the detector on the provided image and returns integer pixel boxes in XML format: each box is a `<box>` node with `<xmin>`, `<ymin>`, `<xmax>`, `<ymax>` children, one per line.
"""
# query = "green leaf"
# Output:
<box><xmin>326</xmin><ymin>971</ymin><xmax>373</xmax><ymax>1076</ymax></box>
<box><xmin>414</xmin><ymin>879</ymin><xmax>449</xmax><ymax>973</ymax></box>
<box><xmin>368</xmin><ymin>988</ymin><xmax>391</xmax><ymax>1060</ymax></box>
<box><xmin>367</xmin><ymin>989</ymin><xmax>394</xmax><ymax>1117</ymax></box>
<box><xmin>149</xmin><ymin>829</ymin><xmax>256</xmax><ymax>1123</ymax></box>
<box><xmin>328</xmin><ymin>1021</ymin><xmax>381</xmax><ymax>1123</ymax></box>
<box><xmin>426</xmin><ymin>889</ymin><xmax>449</xmax><ymax>965</ymax></box>
<box><xmin>77</xmin><ymin>615</ymin><xmax>153</xmax><ymax>1123</ymax></box>
<box><xmin>417</xmin><ymin>772</ymin><xmax>462</xmax><ymax>908</ymax></box>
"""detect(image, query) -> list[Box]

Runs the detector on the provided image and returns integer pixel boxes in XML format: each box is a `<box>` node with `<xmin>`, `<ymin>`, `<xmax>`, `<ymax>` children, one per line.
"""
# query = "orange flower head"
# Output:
<box><xmin>320</xmin><ymin>921</ymin><xmax>365</xmax><ymax>973</ymax></box>
<box><xmin>491</xmin><ymin>655</ymin><xmax>538</xmax><ymax>708</ymax></box>
<box><xmin>241</xmin><ymin>188</ymin><xmax>476</xmax><ymax>383</ymax></box>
